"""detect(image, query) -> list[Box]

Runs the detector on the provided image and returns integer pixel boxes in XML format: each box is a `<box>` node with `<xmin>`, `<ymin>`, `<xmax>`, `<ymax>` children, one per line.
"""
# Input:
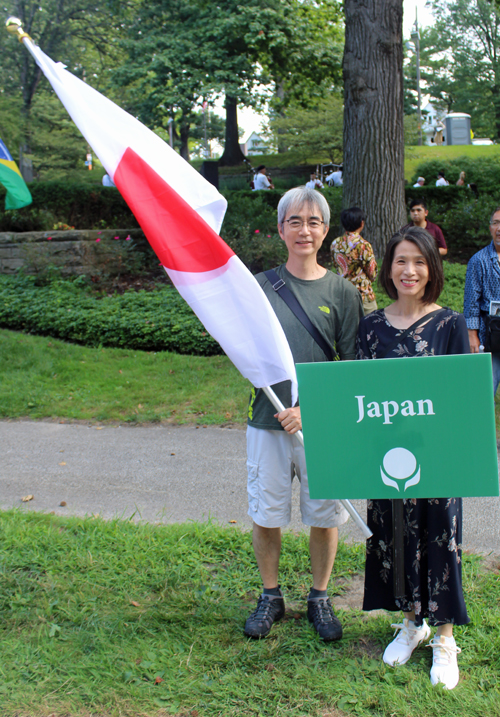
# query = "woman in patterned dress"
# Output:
<box><xmin>331</xmin><ymin>207</ymin><xmax>378</xmax><ymax>315</ymax></box>
<box><xmin>356</xmin><ymin>226</ymin><xmax>469</xmax><ymax>690</ymax></box>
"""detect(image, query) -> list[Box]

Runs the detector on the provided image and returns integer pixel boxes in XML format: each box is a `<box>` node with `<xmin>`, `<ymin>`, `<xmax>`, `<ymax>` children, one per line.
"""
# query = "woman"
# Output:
<box><xmin>357</xmin><ymin>226</ymin><xmax>469</xmax><ymax>690</ymax></box>
<box><xmin>331</xmin><ymin>207</ymin><xmax>378</xmax><ymax>315</ymax></box>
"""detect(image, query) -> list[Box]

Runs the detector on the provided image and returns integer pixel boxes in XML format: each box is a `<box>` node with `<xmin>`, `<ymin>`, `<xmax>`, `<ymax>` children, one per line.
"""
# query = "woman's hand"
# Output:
<box><xmin>275</xmin><ymin>407</ymin><xmax>301</xmax><ymax>434</ymax></box>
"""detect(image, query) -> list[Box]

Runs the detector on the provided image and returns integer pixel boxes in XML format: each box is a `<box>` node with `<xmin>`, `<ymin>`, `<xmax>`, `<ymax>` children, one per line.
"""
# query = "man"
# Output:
<box><xmin>402</xmin><ymin>199</ymin><xmax>448</xmax><ymax>256</ymax></box>
<box><xmin>244</xmin><ymin>186</ymin><xmax>363</xmax><ymax>642</ymax></box>
<box><xmin>305</xmin><ymin>173</ymin><xmax>324</xmax><ymax>190</ymax></box>
<box><xmin>413</xmin><ymin>176</ymin><xmax>425</xmax><ymax>188</ymax></box>
<box><xmin>436</xmin><ymin>171</ymin><xmax>449</xmax><ymax>187</ymax></box>
<box><xmin>325</xmin><ymin>166</ymin><xmax>343</xmax><ymax>186</ymax></box>
<box><xmin>464</xmin><ymin>207</ymin><xmax>500</xmax><ymax>395</ymax></box>
<box><xmin>253</xmin><ymin>165</ymin><xmax>274</xmax><ymax>191</ymax></box>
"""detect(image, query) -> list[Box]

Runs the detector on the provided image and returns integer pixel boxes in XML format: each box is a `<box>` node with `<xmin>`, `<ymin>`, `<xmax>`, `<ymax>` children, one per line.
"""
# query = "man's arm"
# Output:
<box><xmin>464</xmin><ymin>257</ymin><xmax>483</xmax><ymax>352</ymax></box>
<box><xmin>433</xmin><ymin>224</ymin><xmax>448</xmax><ymax>256</ymax></box>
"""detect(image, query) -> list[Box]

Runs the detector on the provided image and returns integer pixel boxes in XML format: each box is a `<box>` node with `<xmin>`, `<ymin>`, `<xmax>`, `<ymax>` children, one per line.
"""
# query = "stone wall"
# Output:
<box><xmin>0</xmin><ymin>228</ymin><xmax>149</xmax><ymax>275</ymax></box>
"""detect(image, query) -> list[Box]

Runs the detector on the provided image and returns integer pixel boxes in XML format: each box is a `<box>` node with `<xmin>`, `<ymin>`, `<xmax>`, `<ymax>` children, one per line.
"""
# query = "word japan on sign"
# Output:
<box><xmin>296</xmin><ymin>353</ymin><xmax>499</xmax><ymax>500</ymax></box>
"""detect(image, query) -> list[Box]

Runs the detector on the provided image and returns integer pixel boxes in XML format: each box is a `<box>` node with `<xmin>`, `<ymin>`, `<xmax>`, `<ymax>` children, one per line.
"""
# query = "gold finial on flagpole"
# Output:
<box><xmin>5</xmin><ymin>16</ymin><xmax>32</xmax><ymax>42</ymax></box>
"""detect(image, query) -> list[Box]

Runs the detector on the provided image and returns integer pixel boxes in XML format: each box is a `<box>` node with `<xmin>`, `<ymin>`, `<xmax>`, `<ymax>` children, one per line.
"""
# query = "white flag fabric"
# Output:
<box><xmin>23</xmin><ymin>38</ymin><xmax>297</xmax><ymax>400</ymax></box>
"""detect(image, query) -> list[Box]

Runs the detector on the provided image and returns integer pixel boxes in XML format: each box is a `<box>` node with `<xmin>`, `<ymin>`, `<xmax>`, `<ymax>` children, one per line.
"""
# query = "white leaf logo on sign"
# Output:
<box><xmin>380</xmin><ymin>448</ymin><xmax>420</xmax><ymax>492</ymax></box>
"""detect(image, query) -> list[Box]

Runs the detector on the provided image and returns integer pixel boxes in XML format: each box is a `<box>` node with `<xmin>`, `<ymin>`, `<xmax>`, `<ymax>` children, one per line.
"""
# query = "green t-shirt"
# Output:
<box><xmin>247</xmin><ymin>264</ymin><xmax>363</xmax><ymax>430</ymax></box>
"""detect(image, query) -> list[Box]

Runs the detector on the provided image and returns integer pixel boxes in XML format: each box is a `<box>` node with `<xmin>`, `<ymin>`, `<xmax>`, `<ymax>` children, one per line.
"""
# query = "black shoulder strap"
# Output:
<box><xmin>380</xmin><ymin>308</ymin><xmax>445</xmax><ymax>358</ymax></box>
<box><xmin>264</xmin><ymin>269</ymin><xmax>337</xmax><ymax>361</ymax></box>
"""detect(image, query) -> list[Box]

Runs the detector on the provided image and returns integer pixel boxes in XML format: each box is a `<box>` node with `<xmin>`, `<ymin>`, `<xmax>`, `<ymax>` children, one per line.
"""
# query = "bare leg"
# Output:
<box><xmin>403</xmin><ymin>611</ymin><xmax>453</xmax><ymax>637</ymax></box>
<box><xmin>309</xmin><ymin>526</ymin><xmax>338</xmax><ymax>590</ymax></box>
<box><xmin>252</xmin><ymin>522</ymin><xmax>281</xmax><ymax>588</ymax></box>
<box><xmin>436</xmin><ymin>623</ymin><xmax>453</xmax><ymax>637</ymax></box>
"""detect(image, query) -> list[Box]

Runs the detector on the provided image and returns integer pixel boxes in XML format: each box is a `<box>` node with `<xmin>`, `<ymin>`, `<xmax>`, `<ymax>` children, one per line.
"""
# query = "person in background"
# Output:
<box><xmin>413</xmin><ymin>176</ymin><xmax>425</xmax><ymax>188</ymax></box>
<box><xmin>253</xmin><ymin>165</ymin><xmax>274</xmax><ymax>191</ymax></box>
<box><xmin>456</xmin><ymin>171</ymin><xmax>466</xmax><ymax>186</ymax></box>
<box><xmin>102</xmin><ymin>174</ymin><xmax>116</xmax><ymax>187</ymax></box>
<box><xmin>436</xmin><ymin>171</ymin><xmax>449</xmax><ymax>187</ymax></box>
<box><xmin>325</xmin><ymin>166</ymin><xmax>343</xmax><ymax>186</ymax></box>
<box><xmin>464</xmin><ymin>206</ymin><xmax>500</xmax><ymax>396</ymax></box>
<box><xmin>357</xmin><ymin>227</ymin><xmax>469</xmax><ymax>691</ymax></box>
<box><xmin>305</xmin><ymin>173</ymin><xmax>324</xmax><ymax>190</ymax></box>
<box><xmin>402</xmin><ymin>199</ymin><xmax>448</xmax><ymax>257</ymax></box>
<box><xmin>331</xmin><ymin>207</ymin><xmax>378</xmax><ymax>315</ymax></box>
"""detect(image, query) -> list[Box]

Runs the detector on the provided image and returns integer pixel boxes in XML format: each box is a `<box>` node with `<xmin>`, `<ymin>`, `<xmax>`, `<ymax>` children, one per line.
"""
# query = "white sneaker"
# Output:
<box><xmin>429</xmin><ymin>635</ymin><xmax>461</xmax><ymax>690</ymax></box>
<box><xmin>383</xmin><ymin>618</ymin><xmax>431</xmax><ymax>666</ymax></box>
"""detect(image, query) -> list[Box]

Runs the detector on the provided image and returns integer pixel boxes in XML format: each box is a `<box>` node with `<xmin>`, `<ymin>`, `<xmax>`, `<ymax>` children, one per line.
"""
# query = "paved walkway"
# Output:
<box><xmin>1</xmin><ymin>421</ymin><xmax>499</xmax><ymax>555</ymax></box>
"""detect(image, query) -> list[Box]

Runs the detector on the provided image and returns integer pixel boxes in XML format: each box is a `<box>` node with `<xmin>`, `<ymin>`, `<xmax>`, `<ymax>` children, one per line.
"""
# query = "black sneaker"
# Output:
<box><xmin>244</xmin><ymin>590</ymin><xmax>285</xmax><ymax>638</ymax></box>
<box><xmin>307</xmin><ymin>597</ymin><xmax>343</xmax><ymax>642</ymax></box>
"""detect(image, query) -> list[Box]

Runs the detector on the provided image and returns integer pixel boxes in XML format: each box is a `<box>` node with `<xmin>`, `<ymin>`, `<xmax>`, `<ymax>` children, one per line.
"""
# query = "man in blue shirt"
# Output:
<box><xmin>464</xmin><ymin>207</ymin><xmax>500</xmax><ymax>395</ymax></box>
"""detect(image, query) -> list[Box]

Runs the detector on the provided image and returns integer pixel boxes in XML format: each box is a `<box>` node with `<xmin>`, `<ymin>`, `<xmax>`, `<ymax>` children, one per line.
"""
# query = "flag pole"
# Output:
<box><xmin>262</xmin><ymin>386</ymin><xmax>372</xmax><ymax>539</ymax></box>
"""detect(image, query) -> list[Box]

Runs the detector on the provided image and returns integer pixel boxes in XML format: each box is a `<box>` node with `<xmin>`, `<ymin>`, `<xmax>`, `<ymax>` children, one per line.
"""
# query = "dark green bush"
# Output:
<box><xmin>0</xmin><ymin>274</ymin><xmax>221</xmax><ymax>355</ymax></box>
<box><xmin>0</xmin><ymin>183</ymin><xmax>139</xmax><ymax>231</ymax></box>
<box><xmin>409</xmin><ymin>156</ymin><xmax>500</xmax><ymax>191</ymax></box>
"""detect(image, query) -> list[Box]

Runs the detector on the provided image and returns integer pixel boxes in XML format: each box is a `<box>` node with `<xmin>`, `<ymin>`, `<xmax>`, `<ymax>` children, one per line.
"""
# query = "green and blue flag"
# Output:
<box><xmin>0</xmin><ymin>137</ymin><xmax>32</xmax><ymax>209</ymax></box>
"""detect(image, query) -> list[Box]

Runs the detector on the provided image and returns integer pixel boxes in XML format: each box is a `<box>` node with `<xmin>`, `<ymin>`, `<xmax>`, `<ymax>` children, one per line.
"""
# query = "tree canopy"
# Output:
<box><xmin>405</xmin><ymin>0</ymin><xmax>500</xmax><ymax>140</ymax></box>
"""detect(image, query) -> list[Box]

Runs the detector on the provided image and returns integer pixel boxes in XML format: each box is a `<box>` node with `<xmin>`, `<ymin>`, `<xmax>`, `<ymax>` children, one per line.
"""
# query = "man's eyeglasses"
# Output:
<box><xmin>284</xmin><ymin>218</ymin><xmax>325</xmax><ymax>230</ymax></box>
<box><xmin>491</xmin><ymin>221</ymin><xmax>500</xmax><ymax>227</ymax></box>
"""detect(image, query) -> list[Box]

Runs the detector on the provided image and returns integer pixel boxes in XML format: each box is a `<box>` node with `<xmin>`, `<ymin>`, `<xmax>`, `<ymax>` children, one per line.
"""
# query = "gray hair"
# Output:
<box><xmin>277</xmin><ymin>186</ymin><xmax>331</xmax><ymax>227</ymax></box>
<box><xmin>490</xmin><ymin>207</ymin><xmax>500</xmax><ymax>224</ymax></box>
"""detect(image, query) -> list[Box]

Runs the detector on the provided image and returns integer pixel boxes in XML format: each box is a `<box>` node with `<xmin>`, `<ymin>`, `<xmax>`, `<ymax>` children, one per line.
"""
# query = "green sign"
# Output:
<box><xmin>297</xmin><ymin>353</ymin><xmax>499</xmax><ymax>499</ymax></box>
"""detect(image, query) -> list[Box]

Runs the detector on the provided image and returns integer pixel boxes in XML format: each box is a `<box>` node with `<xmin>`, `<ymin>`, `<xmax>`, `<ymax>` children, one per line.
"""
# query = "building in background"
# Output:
<box><xmin>240</xmin><ymin>132</ymin><xmax>269</xmax><ymax>156</ymax></box>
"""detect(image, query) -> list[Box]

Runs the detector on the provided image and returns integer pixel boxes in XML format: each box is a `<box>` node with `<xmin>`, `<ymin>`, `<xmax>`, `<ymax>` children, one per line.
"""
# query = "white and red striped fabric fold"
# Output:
<box><xmin>24</xmin><ymin>40</ymin><xmax>297</xmax><ymax>399</ymax></box>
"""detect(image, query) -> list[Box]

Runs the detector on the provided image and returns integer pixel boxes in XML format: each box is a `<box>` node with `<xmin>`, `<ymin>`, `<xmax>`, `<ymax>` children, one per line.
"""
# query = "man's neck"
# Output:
<box><xmin>413</xmin><ymin>219</ymin><xmax>427</xmax><ymax>229</ymax></box>
<box><xmin>285</xmin><ymin>256</ymin><xmax>327</xmax><ymax>280</ymax></box>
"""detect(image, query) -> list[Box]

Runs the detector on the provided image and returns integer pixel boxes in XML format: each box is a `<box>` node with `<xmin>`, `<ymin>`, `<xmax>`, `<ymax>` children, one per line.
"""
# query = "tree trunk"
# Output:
<box><xmin>343</xmin><ymin>0</ymin><xmax>407</xmax><ymax>257</ymax></box>
<box><xmin>492</xmin><ymin>84</ymin><xmax>500</xmax><ymax>141</ymax></box>
<box><xmin>274</xmin><ymin>79</ymin><xmax>288</xmax><ymax>153</ymax></box>
<box><xmin>219</xmin><ymin>95</ymin><xmax>246</xmax><ymax>166</ymax></box>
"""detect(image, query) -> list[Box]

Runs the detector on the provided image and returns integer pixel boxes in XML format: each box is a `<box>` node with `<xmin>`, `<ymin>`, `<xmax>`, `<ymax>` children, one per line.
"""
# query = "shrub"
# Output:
<box><xmin>0</xmin><ymin>274</ymin><xmax>221</xmax><ymax>355</ymax></box>
<box><xmin>0</xmin><ymin>183</ymin><xmax>139</xmax><ymax>231</ymax></box>
<box><xmin>410</xmin><ymin>155</ymin><xmax>500</xmax><ymax>191</ymax></box>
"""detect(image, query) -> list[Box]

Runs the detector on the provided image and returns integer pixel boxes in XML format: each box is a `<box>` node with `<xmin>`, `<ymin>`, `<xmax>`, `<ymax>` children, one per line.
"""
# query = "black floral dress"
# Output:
<box><xmin>356</xmin><ymin>308</ymin><xmax>470</xmax><ymax>626</ymax></box>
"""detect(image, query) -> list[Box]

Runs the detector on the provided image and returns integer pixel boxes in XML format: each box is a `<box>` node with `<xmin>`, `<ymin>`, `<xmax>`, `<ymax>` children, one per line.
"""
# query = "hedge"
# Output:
<box><xmin>409</xmin><ymin>155</ymin><xmax>500</xmax><ymax>190</ymax></box>
<box><xmin>0</xmin><ymin>183</ymin><xmax>140</xmax><ymax>232</ymax></box>
<box><xmin>0</xmin><ymin>262</ymin><xmax>468</xmax><ymax>354</ymax></box>
<box><xmin>0</xmin><ymin>274</ymin><xmax>221</xmax><ymax>355</ymax></box>
<box><xmin>1</xmin><ymin>178</ymin><xmax>498</xmax><ymax>260</ymax></box>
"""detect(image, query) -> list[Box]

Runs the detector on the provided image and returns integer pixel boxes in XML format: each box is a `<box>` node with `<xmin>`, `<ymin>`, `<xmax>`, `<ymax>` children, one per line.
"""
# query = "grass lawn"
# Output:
<box><xmin>0</xmin><ymin>328</ymin><xmax>249</xmax><ymax>425</ymax></box>
<box><xmin>0</xmin><ymin>510</ymin><xmax>498</xmax><ymax>717</ymax></box>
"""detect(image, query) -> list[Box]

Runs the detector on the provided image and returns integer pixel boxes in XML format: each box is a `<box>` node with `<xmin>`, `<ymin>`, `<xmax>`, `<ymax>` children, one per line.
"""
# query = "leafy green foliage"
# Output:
<box><xmin>0</xmin><ymin>182</ymin><xmax>139</xmax><ymax>231</ymax></box>
<box><xmin>270</xmin><ymin>95</ymin><xmax>344</xmax><ymax>162</ymax></box>
<box><xmin>410</xmin><ymin>155</ymin><xmax>500</xmax><ymax>189</ymax></box>
<box><xmin>0</xmin><ymin>274</ymin><xmax>221</xmax><ymax>355</ymax></box>
<box><xmin>409</xmin><ymin>0</ymin><xmax>500</xmax><ymax>140</ymax></box>
<box><xmin>406</xmin><ymin>155</ymin><xmax>500</xmax><ymax>248</ymax></box>
<box><xmin>404</xmin><ymin>115</ymin><xmax>421</xmax><ymax>146</ymax></box>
